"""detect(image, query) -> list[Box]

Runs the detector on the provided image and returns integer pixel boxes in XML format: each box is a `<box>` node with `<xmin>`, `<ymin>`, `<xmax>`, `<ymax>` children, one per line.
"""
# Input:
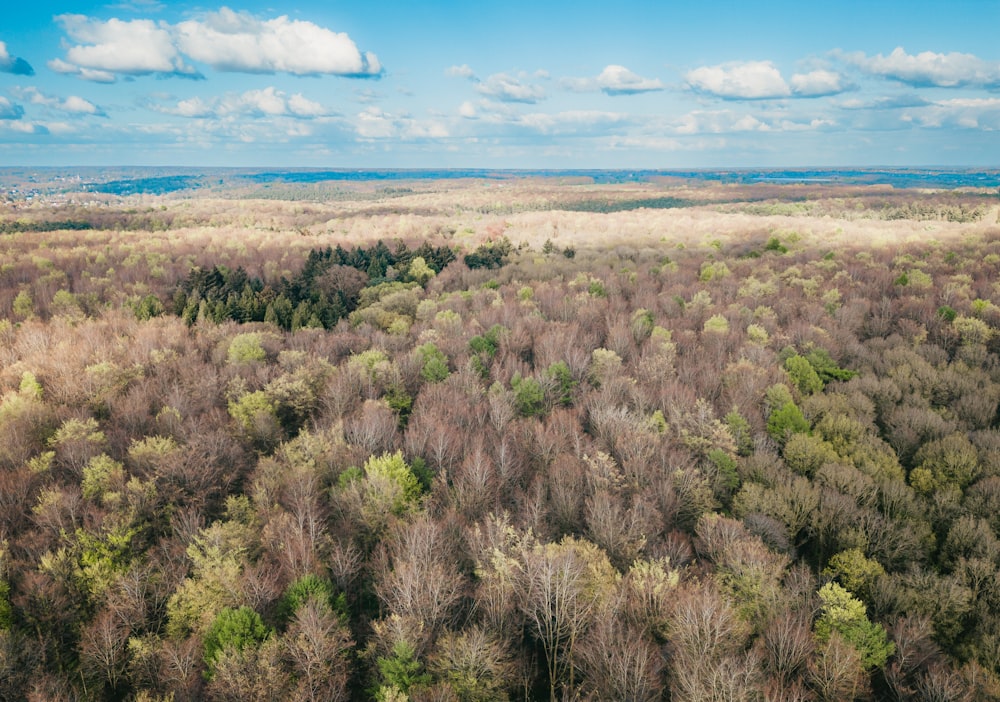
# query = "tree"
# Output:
<box><xmin>768</xmin><ymin>401</ymin><xmax>810</xmax><ymax>445</ymax></box>
<box><xmin>203</xmin><ymin>606</ymin><xmax>271</xmax><ymax>677</ymax></box>
<box><xmin>375</xmin><ymin>639</ymin><xmax>431</xmax><ymax>699</ymax></box>
<box><xmin>815</xmin><ymin>582</ymin><xmax>894</xmax><ymax>670</ymax></box>
<box><xmin>374</xmin><ymin>516</ymin><xmax>465</xmax><ymax>645</ymax></box>
<box><xmin>278</xmin><ymin>573</ymin><xmax>346</xmax><ymax>626</ymax></box>
<box><xmin>521</xmin><ymin>536</ymin><xmax>618</xmax><ymax>701</ymax></box>
<box><xmin>511</xmin><ymin>373</ymin><xmax>546</xmax><ymax>418</ymax></box>
<box><xmin>79</xmin><ymin>608</ymin><xmax>130</xmax><ymax>696</ymax></box>
<box><xmin>362</xmin><ymin>450</ymin><xmax>423</xmax><ymax>521</ymax></box>
<box><xmin>577</xmin><ymin>613</ymin><xmax>665</xmax><ymax>702</ymax></box>
<box><xmin>430</xmin><ymin>627</ymin><xmax>515</xmax><ymax>702</ymax></box>
<box><xmin>284</xmin><ymin>599</ymin><xmax>354</xmax><ymax>702</ymax></box>
<box><xmin>808</xmin><ymin>632</ymin><xmax>868</xmax><ymax>701</ymax></box>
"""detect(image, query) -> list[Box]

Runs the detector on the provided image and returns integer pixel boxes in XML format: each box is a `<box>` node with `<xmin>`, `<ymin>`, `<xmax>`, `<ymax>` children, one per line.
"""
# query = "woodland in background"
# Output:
<box><xmin>1</xmin><ymin>177</ymin><xmax>1000</xmax><ymax>701</ymax></box>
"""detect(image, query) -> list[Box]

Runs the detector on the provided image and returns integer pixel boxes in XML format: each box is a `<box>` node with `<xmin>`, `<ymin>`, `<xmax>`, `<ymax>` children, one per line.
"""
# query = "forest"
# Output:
<box><xmin>1</xmin><ymin>174</ymin><xmax>1000</xmax><ymax>701</ymax></box>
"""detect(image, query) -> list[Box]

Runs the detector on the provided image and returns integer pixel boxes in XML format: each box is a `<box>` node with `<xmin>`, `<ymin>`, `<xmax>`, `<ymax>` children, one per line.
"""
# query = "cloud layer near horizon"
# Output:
<box><xmin>2</xmin><ymin>1</ymin><xmax>1000</xmax><ymax>167</ymax></box>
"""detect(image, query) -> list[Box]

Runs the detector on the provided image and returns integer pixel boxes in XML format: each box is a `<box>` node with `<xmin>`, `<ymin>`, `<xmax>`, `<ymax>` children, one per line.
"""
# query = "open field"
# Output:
<box><xmin>2</xmin><ymin>174</ymin><xmax>1000</xmax><ymax>700</ymax></box>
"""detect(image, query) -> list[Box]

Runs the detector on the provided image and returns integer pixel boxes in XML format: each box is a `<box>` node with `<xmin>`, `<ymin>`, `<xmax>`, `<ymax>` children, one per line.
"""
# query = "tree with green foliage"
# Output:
<box><xmin>277</xmin><ymin>573</ymin><xmax>347</xmax><ymax>625</ymax></box>
<box><xmin>203</xmin><ymin>606</ymin><xmax>271</xmax><ymax>677</ymax></box>
<box><xmin>815</xmin><ymin>582</ymin><xmax>894</xmax><ymax>670</ymax></box>
<box><xmin>227</xmin><ymin>332</ymin><xmax>268</xmax><ymax>364</ymax></box>
<box><xmin>785</xmin><ymin>355</ymin><xmax>823</xmax><ymax>396</ymax></box>
<box><xmin>376</xmin><ymin>640</ymin><xmax>431</xmax><ymax>699</ymax></box>
<box><xmin>546</xmin><ymin>361</ymin><xmax>576</xmax><ymax>407</ymax></box>
<box><xmin>511</xmin><ymin>372</ymin><xmax>546</xmax><ymax>417</ymax></box>
<box><xmin>417</xmin><ymin>342</ymin><xmax>450</xmax><ymax>383</ymax></box>
<box><xmin>228</xmin><ymin>390</ymin><xmax>281</xmax><ymax>451</ymax></box>
<box><xmin>362</xmin><ymin>450</ymin><xmax>424</xmax><ymax>520</ymax></box>
<box><xmin>768</xmin><ymin>401</ymin><xmax>810</xmax><ymax>444</ymax></box>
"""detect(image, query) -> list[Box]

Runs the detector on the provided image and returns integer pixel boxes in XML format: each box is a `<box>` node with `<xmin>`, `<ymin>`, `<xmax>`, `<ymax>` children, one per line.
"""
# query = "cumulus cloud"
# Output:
<box><xmin>597</xmin><ymin>65</ymin><xmax>664</xmax><ymax>95</ymax></box>
<box><xmin>0</xmin><ymin>97</ymin><xmax>25</xmax><ymax>120</ymax></box>
<box><xmin>789</xmin><ymin>70</ymin><xmax>848</xmax><ymax>97</ymax></box>
<box><xmin>687</xmin><ymin>61</ymin><xmax>849</xmax><ymax>99</ymax></box>
<box><xmin>52</xmin><ymin>14</ymin><xmax>199</xmax><ymax>80</ymax></box>
<box><xmin>840</xmin><ymin>47</ymin><xmax>1000</xmax><ymax>88</ymax></box>
<box><xmin>12</xmin><ymin>87</ymin><xmax>105</xmax><ymax>116</ymax></box>
<box><xmin>47</xmin><ymin>59</ymin><xmax>117</xmax><ymax>83</ymax></box>
<box><xmin>476</xmin><ymin>73</ymin><xmax>547</xmax><ymax>103</ymax></box>
<box><xmin>561</xmin><ymin>65</ymin><xmax>663</xmax><ymax>95</ymax></box>
<box><xmin>154</xmin><ymin>87</ymin><xmax>331</xmax><ymax>119</ymax></box>
<box><xmin>0</xmin><ymin>41</ymin><xmax>34</xmax><ymax>75</ymax></box>
<box><xmin>51</xmin><ymin>7</ymin><xmax>381</xmax><ymax>82</ymax></box>
<box><xmin>174</xmin><ymin>8</ymin><xmax>381</xmax><ymax>77</ymax></box>
<box><xmin>686</xmin><ymin>61</ymin><xmax>790</xmax><ymax>99</ymax></box>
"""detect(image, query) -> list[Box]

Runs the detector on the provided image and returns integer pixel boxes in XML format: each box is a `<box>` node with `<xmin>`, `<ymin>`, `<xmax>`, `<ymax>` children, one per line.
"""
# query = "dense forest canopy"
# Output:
<box><xmin>1</xmin><ymin>175</ymin><xmax>1000</xmax><ymax>700</ymax></box>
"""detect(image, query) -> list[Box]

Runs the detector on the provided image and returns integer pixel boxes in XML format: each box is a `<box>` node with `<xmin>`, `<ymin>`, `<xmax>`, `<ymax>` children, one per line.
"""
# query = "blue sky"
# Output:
<box><xmin>2</xmin><ymin>0</ymin><xmax>1000</xmax><ymax>167</ymax></box>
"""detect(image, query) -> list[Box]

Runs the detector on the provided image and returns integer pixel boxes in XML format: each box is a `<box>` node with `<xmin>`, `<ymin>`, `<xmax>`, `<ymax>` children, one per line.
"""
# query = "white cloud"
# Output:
<box><xmin>51</xmin><ymin>7</ymin><xmax>381</xmax><ymax>82</ymax></box>
<box><xmin>467</xmin><ymin>100</ymin><xmax>627</xmax><ymax>135</ymax></box>
<box><xmin>837</xmin><ymin>94</ymin><xmax>930</xmax><ymax>110</ymax></box>
<box><xmin>840</xmin><ymin>47</ymin><xmax>1000</xmax><ymax>88</ymax></box>
<box><xmin>476</xmin><ymin>73</ymin><xmax>547</xmax><ymax>103</ymax></box>
<box><xmin>606</xmin><ymin>135</ymin><xmax>728</xmax><ymax>152</ymax></box>
<box><xmin>596</xmin><ymin>65</ymin><xmax>664</xmax><ymax>95</ymax></box>
<box><xmin>287</xmin><ymin>94</ymin><xmax>327</xmax><ymax>118</ymax></box>
<box><xmin>53</xmin><ymin>14</ymin><xmax>198</xmax><ymax>80</ymax></box>
<box><xmin>458</xmin><ymin>101</ymin><xmax>478</xmax><ymax>119</ymax></box>
<box><xmin>516</xmin><ymin>110</ymin><xmax>628</xmax><ymax>134</ymax></box>
<box><xmin>355</xmin><ymin>107</ymin><xmax>449</xmax><ymax>140</ymax></box>
<box><xmin>47</xmin><ymin>58</ymin><xmax>117</xmax><ymax>83</ymax></box>
<box><xmin>12</xmin><ymin>87</ymin><xmax>104</xmax><ymax>116</ymax></box>
<box><xmin>174</xmin><ymin>7</ymin><xmax>381</xmax><ymax>77</ymax></box>
<box><xmin>790</xmin><ymin>70</ymin><xmax>847</xmax><ymax>97</ymax></box>
<box><xmin>672</xmin><ymin>109</ymin><xmax>834</xmax><ymax>135</ymax></box>
<box><xmin>0</xmin><ymin>97</ymin><xmax>25</xmax><ymax>120</ymax></box>
<box><xmin>561</xmin><ymin>65</ymin><xmax>663</xmax><ymax>96</ymax></box>
<box><xmin>904</xmin><ymin>97</ymin><xmax>1000</xmax><ymax>130</ymax></box>
<box><xmin>447</xmin><ymin>64</ymin><xmax>476</xmax><ymax>80</ymax></box>
<box><xmin>0</xmin><ymin>119</ymin><xmax>42</xmax><ymax>134</ymax></box>
<box><xmin>686</xmin><ymin>61</ymin><xmax>790</xmax><ymax>99</ymax></box>
<box><xmin>0</xmin><ymin>41</ymin><xmax>34</xmax><ymax>75</ymax></box>
<box><xmin>154</xmin><ymin>87</ymin><xmax>332</xmax><ymax>119</ymax></box>
<box><xmin>169</xmin><ymin>97</ymin><xmax>213</xmax><ymax>118</ymax></box>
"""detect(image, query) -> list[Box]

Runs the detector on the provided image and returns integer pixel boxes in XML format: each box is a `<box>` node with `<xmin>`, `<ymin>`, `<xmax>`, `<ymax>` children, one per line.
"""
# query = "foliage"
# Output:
<box><xmin>463</xmin><ymin>237</ymin><xmax>512</xmax><ymax>269</ymax></box>
<box><xmin>277</xmin><ymin>573</ymin><xmax>347</xmax><ymax>624</ymax></box>
<box><xmin>364</xmin><ymin>450</ymin><xmax>423</xmax><ymax>516</ymax></box>
<box><xmin>227</xmin><ymin>332</ymin><xmax>268</xmax><ymax>364</ymax></box>
<box><xmin>417</xmin><ymin>342</ymin><xmax>450</xmax><ymax>383</ymax></box>
<box><xmin>376</xmin><ymin>640</ymin><xmax>431</xmax><ymax>697</ymax></box>
<box><xmin>203</xmin><ymin>606</ymin><xmax>271</xmax><ymax>677</ymax></box>
<box><xmin>5</xmin><ymin>177</ymin><xmax>1000</xmax><ymax>698</ymax></box>
<box><xmin>767</xmin><ymin>401</ymin><xmax>810</xmax><ymax>444</ymax></box>
<box><xmin>815</xmin><ymin>582</ymin><xmax>894</xmax><ymax>669</ymax></box>
<box><xmin>785</xmin><ymin>354</ymin><xmax>823</xmax><ymax>396</ymax></box>
<box><xmin>511</xmin><ymin>372</ymin><xmax>546</xmax><ymax>417</ymax></box>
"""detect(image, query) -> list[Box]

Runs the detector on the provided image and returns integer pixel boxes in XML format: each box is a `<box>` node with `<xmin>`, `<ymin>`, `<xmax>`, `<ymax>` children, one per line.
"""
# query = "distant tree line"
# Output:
<box><xmin>0</xmin><ymin>219</ymin><xmax>93</xmax><ymax>234</ymax></box>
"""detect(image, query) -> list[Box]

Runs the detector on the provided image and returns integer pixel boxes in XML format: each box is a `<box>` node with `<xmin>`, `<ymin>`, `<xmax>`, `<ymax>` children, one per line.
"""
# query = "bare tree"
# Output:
<box><xmin>285</xmin><ymin>599</ymin><xmax>354</xmax><ymax>702</ymax></box>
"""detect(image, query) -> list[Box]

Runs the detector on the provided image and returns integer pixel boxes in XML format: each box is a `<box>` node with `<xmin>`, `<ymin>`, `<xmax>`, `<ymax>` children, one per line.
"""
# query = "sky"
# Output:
<box><xmin>2</xmin><ymin>0</ymin><xmax>1000</xmax><ymax>168</ymax></box>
